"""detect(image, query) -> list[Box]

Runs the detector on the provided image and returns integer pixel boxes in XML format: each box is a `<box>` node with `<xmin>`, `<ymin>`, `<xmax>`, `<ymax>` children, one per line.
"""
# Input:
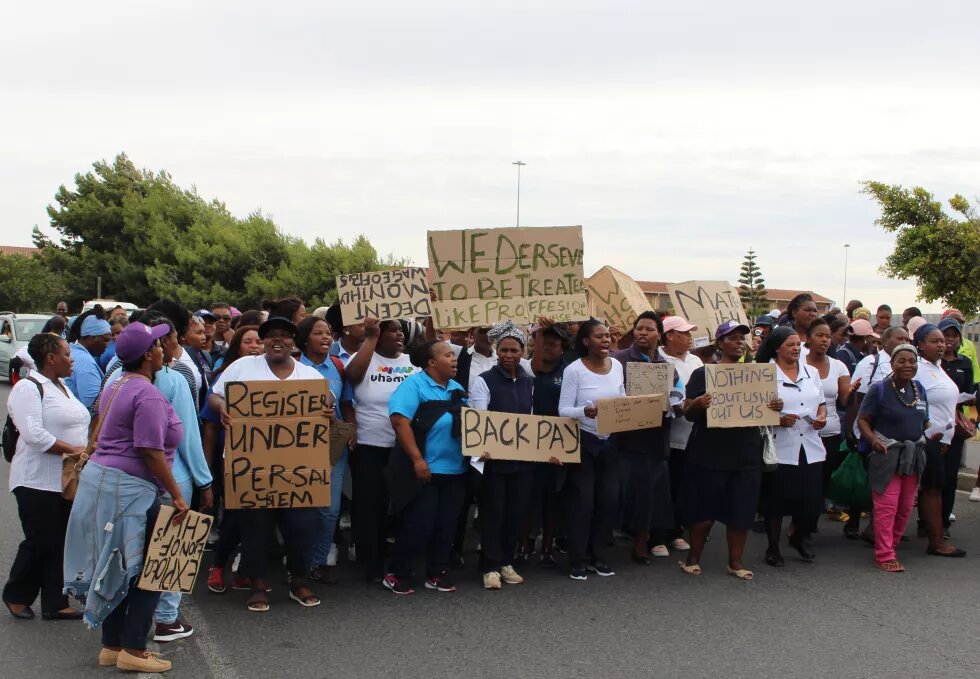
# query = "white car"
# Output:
<box><xmin>0</xmin><ymin>313</ymin><xmax>53</xmax><ymax>382</ymax></box>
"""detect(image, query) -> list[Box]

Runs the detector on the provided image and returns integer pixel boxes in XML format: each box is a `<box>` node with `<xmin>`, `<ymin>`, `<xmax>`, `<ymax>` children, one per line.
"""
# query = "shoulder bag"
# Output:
<box><xmin>61</xmin><ymin>374</ymin><xmax>135</xmax><ymax>500</ymax></box>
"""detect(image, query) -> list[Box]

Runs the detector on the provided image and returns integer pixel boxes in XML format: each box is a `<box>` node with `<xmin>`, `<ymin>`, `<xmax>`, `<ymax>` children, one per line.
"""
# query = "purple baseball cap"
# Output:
<box><xmin>115</xmin><ymin>322</ymin><xmax>171</xmax><ymax>362</ymax></box>
<box><xmin>715</xmin><ymin>320</ymin><xmax>750</xmax><ymax>340</ymax></box>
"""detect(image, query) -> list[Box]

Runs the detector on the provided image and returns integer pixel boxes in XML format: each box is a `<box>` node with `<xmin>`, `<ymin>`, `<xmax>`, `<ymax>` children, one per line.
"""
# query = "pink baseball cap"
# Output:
<box><xmin>906</xmin><ymin>316</ymin><xmax>927</xmax><ymax>336</ymax></box>
<box><xmin>662</xmin><ymin>316</ymin><xmax>698</xmax><ymax>333</ymax></box>
<box><xmin>848</xmin><ymin>319</ymin><xmax>880</xmax><ymax>339</ymax></box>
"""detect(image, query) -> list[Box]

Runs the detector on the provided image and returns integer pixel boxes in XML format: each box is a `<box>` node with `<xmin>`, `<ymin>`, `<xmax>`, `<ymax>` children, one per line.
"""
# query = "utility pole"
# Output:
<box><xmin>512</xmin><ymin>161</ymin><xmax>525</xmax><ymax>227</ymax></box>
<box><xmin>842</xmin><ymin>243</ymin><xmax>850</xmax><ymax>306</ymax></box>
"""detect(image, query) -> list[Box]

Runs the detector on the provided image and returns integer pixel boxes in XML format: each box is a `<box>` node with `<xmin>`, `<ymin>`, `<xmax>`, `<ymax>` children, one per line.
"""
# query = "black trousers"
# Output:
<box><xmin>212</xmin><ymin>509</ymin><xmax>241</xmax><ymax>569</ymax></box>
<box><xmin>667</xmin><ymin>446</ymin><xmax>687</xmax><ymax>537</ymax></box>
<box><xmin>390</xmin><ymin>474</ymin><xmax>465</xmax><ymax>580</ymax></box>
<box><xmin>3</xmin><ymin>486</ymin><xmax>72</xmax><ymax>614</ymax></box>
<box><xmin>563</xmin><ymin>433</ymin><xmax>620</xmax><ymax>569</ymax></box>
<box><xmin>350</xmin><ymin>444</ymin><xmax>392</xmax><ymax>579</ymax></box>
<box><xmin>478</xmin><ymin>462</ymin><xmax>533</xmax><ymax>572</ymax></box>
<box><xmin>238</xmin><ymin>507</ymin><xmax>316</xmax><ymax>579</ymax></box>
<box><xmin>452</xmin><ymin>466</ymin><xmax>483</xmax><ymax>555</ymax></box>
<box><xmin>943</xmin><ymin>436</ymin><xmax>966</xmax><ymax>529</ymax></box>
<box><xmin>101</xmin><ymin>501</ymin><xmax>161</xmax><ymax>650</ymax></box>
<box><xmin>821</xmin><ymin>434</ymin><xmax>845</xmax><ymax>499</ymax></box>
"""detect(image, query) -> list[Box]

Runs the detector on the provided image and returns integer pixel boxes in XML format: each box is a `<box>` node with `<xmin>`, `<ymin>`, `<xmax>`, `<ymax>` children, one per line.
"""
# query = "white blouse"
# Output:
<box><xmin>557</xmin><ymin>358</ymin><xmax>626</xmax><ymax>439</ymax></box>
<box><xmin>916</xmin><ymin>357</ymin><xmax>958</xmax><ymax>445</ymax></box>
<box><xmin>814</xmin><ymin>357</ymin><xmax>850</xmax><ymax>437</ymax></box>
<box><xmin>773</xmin><ymin>360</ymin><xmax>826</xmax><ymax>465</ymax></box>
<box><xmin>7</xmin><ymin>373</ymin><xmax>91</xmax><ymax>493</ymax></box>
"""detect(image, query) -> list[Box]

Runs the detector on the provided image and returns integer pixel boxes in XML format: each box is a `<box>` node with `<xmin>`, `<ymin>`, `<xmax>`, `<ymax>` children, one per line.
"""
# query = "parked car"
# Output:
<box><xmin>0</xmin><ymin>313</ymin><xmax>52</xmax><ymax>382</ymax></box>
<box><xmin>81</xmin><ymin>299</ymin><xmax>139</xmax><ymax>314</ymax></box>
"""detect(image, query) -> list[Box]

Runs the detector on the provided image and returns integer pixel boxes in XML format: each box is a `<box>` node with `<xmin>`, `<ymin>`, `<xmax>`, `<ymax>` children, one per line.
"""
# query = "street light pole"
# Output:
<box><xmin>842</xmin><ymin>243</ymin><xmax>850</xmax><ymax>307</ymax></box>
<box><xmin>512</xmin><ymin>161</ymin><xmax>525</xmax><ymax>227</ymax></box>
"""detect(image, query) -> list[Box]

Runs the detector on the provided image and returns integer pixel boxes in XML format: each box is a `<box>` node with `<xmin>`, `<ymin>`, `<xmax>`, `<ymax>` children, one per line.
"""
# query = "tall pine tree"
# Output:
<box><xmin>738</xmin><ymin>248</ymin><xmax>769</xmax><ymax>317</ymax></box>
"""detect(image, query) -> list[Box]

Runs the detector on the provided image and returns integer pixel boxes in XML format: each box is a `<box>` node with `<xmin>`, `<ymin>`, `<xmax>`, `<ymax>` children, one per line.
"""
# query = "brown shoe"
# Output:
<box><xmin>116</xmin><ymin>649</ymin><xmax>172</xmax><ymax>673</ymax></box>
<box><xmin>98</xmin><ymin>648</ymin><xmax>120</xmax><ymax>666</ymax></box>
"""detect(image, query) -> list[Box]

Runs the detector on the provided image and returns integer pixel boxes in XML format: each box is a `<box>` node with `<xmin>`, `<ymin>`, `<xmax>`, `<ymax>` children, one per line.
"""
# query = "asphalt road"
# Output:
<box><xmin>1</xmin><ymin>382</ymin><xmax>979</xmax><ymax>679</ymax></box>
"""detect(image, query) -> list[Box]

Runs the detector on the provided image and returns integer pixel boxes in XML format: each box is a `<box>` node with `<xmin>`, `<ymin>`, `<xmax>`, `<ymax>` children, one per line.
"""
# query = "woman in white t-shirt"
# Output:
<box><xmin>804</xmin><ymin>318</ymin><xmax>857</xmax><ymax>518</ymax></box>
<box><xmin>912</xmin><ymin>323</ymin><xmax>965</xmax><ymax>558</ymax></box>
<box><xmin>344</xmin><ymin>317</ymin><xmax>417</xmax><ymax>581</ymax></box>
<box><xmin>558</xmin><ymin>319</ymin><xmax>626</xmax><ymax>580</ymax></box>
<box><xmin>209</xmin><ymin>316</ymin><xmax>333</xmax><ymax>611</ymax></box>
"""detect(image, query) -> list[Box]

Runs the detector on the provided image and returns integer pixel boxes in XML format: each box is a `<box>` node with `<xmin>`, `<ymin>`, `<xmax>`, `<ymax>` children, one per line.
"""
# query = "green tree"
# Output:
<box><xmin>737</xmin><ymin>248</ymin><xmax>769</xmax><ymax>317</ymax></box>
<box><xmin>0</xmin><ymin>253</ymin><xmax>67</xmax><ymax>313</ymax></box>
<box><xmin>32</xmin><ymin>153</ymin><xmax>397</xmax><ymax>309</ymax></box>
<box><xmin>862</xmin><ymin>182</ymin><xmax>980</xmax><ymax>316</ymax></box>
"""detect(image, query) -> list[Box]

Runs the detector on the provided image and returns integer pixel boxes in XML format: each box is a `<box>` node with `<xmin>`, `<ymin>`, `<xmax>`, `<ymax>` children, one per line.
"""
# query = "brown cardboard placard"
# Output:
<box><xmin>138</xmin><ymin>507</ymin><xmax>213</xmax><ymax>593</ymax></box>
<box><xmin>587</xmin><ymin>266</ymin><xmax>654</xmax><ymax>333</ymax></box>
<box><xmin>426</xmin><ymin>226</ymin><xmax>590</xmax><ymax>328</ymax></box>
<box><xmin>330</xmin><ymin>420</ymin><xmax>356</xmax><ymax>466</ymax></box>
<box><xmin>461</xmin><ymin>407</ymin><xmax>581</xmax><ymax>463</ymax></box>
<box><xmin>336</xmin><ymin>267</ymin><xmax>432</xmax><ymax>323</ymax></box>
<box><xmin>224</xmin><ymin>380</ymin><xmax>332</xmax><ymax>509</ymax></box>
<box><xmin>665</xmin><ymin>280</ymin><xmax>750</xmax><ymax>346</ymax></box>
<box><xmin>705</xmin><ymin>363</ymin><xmax>779</xmax><ymax>428</ymax></box>
<box><xmin>625</xmin><ymin>362</ymin><xmax>675</xmax><ymax>401</ymax></box>
<box><xmin>595</xmin><ymin>395</ymin><xmax>665</xmax><ymax>433</ymax></box>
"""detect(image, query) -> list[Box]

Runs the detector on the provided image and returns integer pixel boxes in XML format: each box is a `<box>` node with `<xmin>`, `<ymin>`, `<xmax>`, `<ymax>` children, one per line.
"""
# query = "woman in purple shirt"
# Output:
<box><xmin>65</xmin><ymin>322</ymin><xmax>187</xmax><ymax>673</ymax></box>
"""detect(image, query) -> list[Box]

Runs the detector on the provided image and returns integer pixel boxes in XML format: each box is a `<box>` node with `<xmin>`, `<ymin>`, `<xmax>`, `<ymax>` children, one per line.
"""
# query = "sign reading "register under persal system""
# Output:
<box><xmin>224</xmin><ymin>379</ymin><xmax>332</xmax><ymax>509</ymax></box>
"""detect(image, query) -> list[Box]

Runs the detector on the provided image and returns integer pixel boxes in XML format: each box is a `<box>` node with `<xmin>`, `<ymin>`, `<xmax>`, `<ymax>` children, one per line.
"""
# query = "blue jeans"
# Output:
<box><xmin>309</xmin><ymin>449</ymin><xmax>347</xmax><ymax>569</ymax></box>
<box><xmin>155</xmin><ymin>478</ymin><xmax>193</xmax><ymax>625</ymax></box>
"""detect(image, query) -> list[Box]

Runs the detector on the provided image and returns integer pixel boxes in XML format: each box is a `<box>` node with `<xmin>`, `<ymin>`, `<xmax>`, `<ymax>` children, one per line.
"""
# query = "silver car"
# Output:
<box><xmin>0</xmin><ymin>313</ymin><xmax>54</xmax><ymax>382</ymax></box>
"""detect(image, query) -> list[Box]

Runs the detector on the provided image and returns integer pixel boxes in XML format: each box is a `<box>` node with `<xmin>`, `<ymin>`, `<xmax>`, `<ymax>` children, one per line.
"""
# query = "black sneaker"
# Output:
<box><xmin>538</xmin><ymin>551</ymin><xmax>557</xmax><ymax>568</ymax></box>
<box><xmin>587</xmin><ymin>561</ymin><xmax>615</xmax><ymax>577</ymax></box>
<box><xmin>153</xmin><ymin>618</ymin><xmax>194</xmax><ymax>642</ymax></box>
<box><xmin>309</xmin><ymin>565</ymin><xmax>338</xmax><ymax>585</ymax></box>
<box><xmin>569</xmin><ymin>567</ymin><xmax>588</xmax><ymax>581</ymax></box>
<box><xmin>424</xmin><ymin>571</ymin><xmax>457</xmax><ymax>593</ymax></box>
<box><xmin>382</xmin><ymin>574</ymin><xmax>414</xmax><ymax>595</ymax></box>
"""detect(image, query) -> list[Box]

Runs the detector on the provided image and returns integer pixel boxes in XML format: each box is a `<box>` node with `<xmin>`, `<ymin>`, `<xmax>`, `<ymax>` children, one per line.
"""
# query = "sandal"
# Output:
<box><xmin>246</xmin><ymin>589</ymin><xmax>270</xmax><ymax>613</ymax></box>
<box><xmin>727</xmin><ymin>566</ymin><xmax>754</xmax><ymax>580</ymax></box>
<box><xmin>288</xmin><ymin>585</ymin><xmax>321</xmax><ymax>608</ymax></box>
<box><xmin>678</xmin><ymin>561</ymin><xmax>702</xmax><ymax>576</ymax></box>
<box><xmin>876</xmin><ymin>561</ymin><xmax>905</xmax><ymax>573</ymax></box>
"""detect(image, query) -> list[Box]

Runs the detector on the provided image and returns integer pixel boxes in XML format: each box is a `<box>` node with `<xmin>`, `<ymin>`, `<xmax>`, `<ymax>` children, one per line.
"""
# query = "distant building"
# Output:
<box><xmin>637</xmin><ymin>281</ymin><xmax>833</xmax><ymax>315</ymax></box>
<box><xmin>0</xmin><ymin>245</ymin><xmax>40</xmax><ymax>257</ymax></box>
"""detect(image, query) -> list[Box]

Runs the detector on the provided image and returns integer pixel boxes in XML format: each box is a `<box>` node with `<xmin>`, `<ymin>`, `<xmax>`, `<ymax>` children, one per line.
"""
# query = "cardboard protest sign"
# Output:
<box><xmin>330</xmin><ymin>420</ymin><xmax>356</xmax><ymax>466</ymax></box>
<box><xmin>139</xmin><ymin>507</ymin><xmax>212</xmax><ymax>593</ymax></box>
<box><xmin>587</xmin><ymin>266</ymin><xmax>653</xmax><ymax>333</ymax></box>
<box><xmin>336</xmin><ymin>267</ymin><xmax>431</xmax><ymax>323</ymax></box>
<box><xmin>426</xmin><ymin>226</ymin><xmax>589</xmax><ymax>328</ymax></box>
<box><xmin>224</xmin><ymin>379</ymin><xmax>332</xmax><ymax>509</ymax></box>
<box><xmin>705</xmin><ymin>363</ymin><xmax>779</xmax><ymax>428</ymax></box>
<box><xmin>595</xmin><ymin>395</ymin><xmax>665</xmax><ymax>433</ymax></box>
<box><xmin>665</xmin><ymin>280</ymin><xmax>750</xmax><ymax>346</ymax></box>
<box><xmin>625</xmin><ymin>362</ymin><xmax>675</xmax><ymax>401</ymax></box>
<box><xmin>461</xmin><ymin>407</ymin><xmax>581</xmax><ymax>463</ymax></box>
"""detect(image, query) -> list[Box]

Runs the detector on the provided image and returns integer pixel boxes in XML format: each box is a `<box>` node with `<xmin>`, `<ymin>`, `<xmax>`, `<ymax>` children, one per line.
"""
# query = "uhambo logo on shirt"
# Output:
<box><xmin>371</xmin><ymin>365</ymin><xmax>416</xmax><ymax>383</ymax></box>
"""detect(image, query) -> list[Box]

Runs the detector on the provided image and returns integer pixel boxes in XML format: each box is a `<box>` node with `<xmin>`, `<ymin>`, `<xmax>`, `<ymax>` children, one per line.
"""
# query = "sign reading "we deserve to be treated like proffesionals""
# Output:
<box><xmin>426</xmin><ymin>226</ymin><xmax>590</xmax><ymax>328</ymax></box>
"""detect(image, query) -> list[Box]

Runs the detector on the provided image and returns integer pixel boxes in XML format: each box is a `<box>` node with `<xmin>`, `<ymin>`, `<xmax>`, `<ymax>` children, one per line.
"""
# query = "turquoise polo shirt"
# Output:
<box><xmin>299</xmin><ymin>354</ymin><xmax>344</xmax><ymax>417</ymax></box>
<box><xmin>388</xmin><ymin>370</ymin><xmax>467</xmax><ymax>475</ymax></box>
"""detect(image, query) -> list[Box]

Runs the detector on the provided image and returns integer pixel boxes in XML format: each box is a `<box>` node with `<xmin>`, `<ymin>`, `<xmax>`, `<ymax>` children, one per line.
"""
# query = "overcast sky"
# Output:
<box><xmin>3</xmin><ymin>1</ymin><xmax>978</xmax><ymax>312</ymax></box>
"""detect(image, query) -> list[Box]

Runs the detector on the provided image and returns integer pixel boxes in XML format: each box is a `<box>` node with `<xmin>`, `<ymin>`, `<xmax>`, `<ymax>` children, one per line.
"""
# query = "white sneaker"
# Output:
<box><xmin>500</xmin><ymin>565</ymin><xmax>524</xmax><ymax>584</ymax></box>
<box><xmin>949</xmin><ymin>513</ymin><xmax>956</xmax><ymax>523</ymax></box>
<box><xmin>339</xmin><ymin>513</ymin><xmax>351</xmax><ymax>530</ymax></box>
<box><xmin>671</xmin><ymin>538</ymin><xmax>691</xmax><ymax>551</ymax></box>
<box><xmin>970</xmin><ymin>488</ymin><xmax>980</xmax><ymax>503</ymax></box>
<box><xmin>650</xmin><ymin>545</ymin><xmax>670</xmax><ymax>558</ymax></box>
<box><xmin>483</xmin><ymin>571</ymin><xmax>502</xmax><ymax>590</ymax></box>
<box><xmin>326</xmin><ymin>543</ymin><xmax>338</xmax><ymax>567</ymax></box>
<box><xmin>231</xmin><ymin>552</ymin><xmax>241</xmax><ymax>574</ymax></box>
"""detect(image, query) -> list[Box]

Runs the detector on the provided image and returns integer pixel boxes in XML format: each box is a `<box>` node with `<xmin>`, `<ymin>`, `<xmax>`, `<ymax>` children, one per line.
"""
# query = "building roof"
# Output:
<box><xmin>636</xmin><ymin>280</ymin><xmax>831</xmax><ymax>304</ymax></box>
<box><xmin>0</xmin><ymin>245</ymin><xmax>40</xmax><ymax>257</ymax></box>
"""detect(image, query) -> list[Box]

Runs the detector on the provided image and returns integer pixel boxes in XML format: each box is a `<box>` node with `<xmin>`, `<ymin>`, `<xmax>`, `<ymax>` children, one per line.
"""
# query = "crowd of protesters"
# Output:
<box><xmin>2</xmin><ymin>294</ymin><xmax>977</xmax><ymax>673</ymax></box>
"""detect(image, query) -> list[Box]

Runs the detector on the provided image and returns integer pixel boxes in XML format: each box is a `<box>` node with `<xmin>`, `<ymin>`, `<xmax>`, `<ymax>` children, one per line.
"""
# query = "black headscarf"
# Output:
<box><xmin>755</xmin><ymin>326</ymin><xmax>795</xmax><ymax>364</ymax></box>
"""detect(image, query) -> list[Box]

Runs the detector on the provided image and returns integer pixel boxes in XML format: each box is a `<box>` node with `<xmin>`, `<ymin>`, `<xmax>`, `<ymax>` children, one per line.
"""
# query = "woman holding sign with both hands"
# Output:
<box><xmin>680</xmin><ymin>321</ymin><xmax>782</xmax><ymax>579</ymax></box>
<box><xmin>209</xmin><ymin>316</ymin><xmax>334</xmax><ymax>613</ymax></box>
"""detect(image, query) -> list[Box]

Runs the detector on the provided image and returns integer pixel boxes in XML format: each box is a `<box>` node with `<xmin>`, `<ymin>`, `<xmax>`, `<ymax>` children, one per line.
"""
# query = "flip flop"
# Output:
<box><xmin>926</xmin><ymin>547</ymin><xmax>966</xmax><ymax>558</ymax></box>
<box><xmin>876</xmin><ymin>561</ymin><xmax>905</xmax><ymax>573</ymax></box>
<box><xmin>288</xmin><ymin>588</ymin><xmax>321</xmax><ymax>607</ymax></box>
<box><xmin>678</xmin><ymin>562</ymin><xmax>702</xmax><ymax>576</ymax></box>
<box><xmin>727</xmin><ymin>566</ymin><xmax>754</xmax><ymax>580</ymax></box>
<box><xmin>246</xmin><ymin>590</ymin><xmax>269</xmax><ymax>612</ymax></box>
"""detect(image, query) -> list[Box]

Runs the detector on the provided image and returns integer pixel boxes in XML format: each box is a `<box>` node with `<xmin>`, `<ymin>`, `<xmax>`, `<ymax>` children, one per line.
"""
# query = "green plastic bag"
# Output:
<box><xmin>828</xmin><ymin>450</ymin><xmax>872</xmax><ymax>510</ymax></box>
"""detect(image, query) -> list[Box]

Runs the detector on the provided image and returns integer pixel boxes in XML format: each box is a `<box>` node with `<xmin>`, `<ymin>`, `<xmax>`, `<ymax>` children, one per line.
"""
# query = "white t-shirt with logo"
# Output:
<box><xmin>351</xmin><ymin>352</ymin><xmax>418</xmax><ymax>447</ymax></box>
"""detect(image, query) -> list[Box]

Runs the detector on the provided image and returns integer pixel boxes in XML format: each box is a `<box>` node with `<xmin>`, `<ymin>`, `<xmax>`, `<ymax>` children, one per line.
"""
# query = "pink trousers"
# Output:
<box><xmin>872</xmin><ymin>474</ymin><xmax>919</xmax><ymax>564</ymax></box>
